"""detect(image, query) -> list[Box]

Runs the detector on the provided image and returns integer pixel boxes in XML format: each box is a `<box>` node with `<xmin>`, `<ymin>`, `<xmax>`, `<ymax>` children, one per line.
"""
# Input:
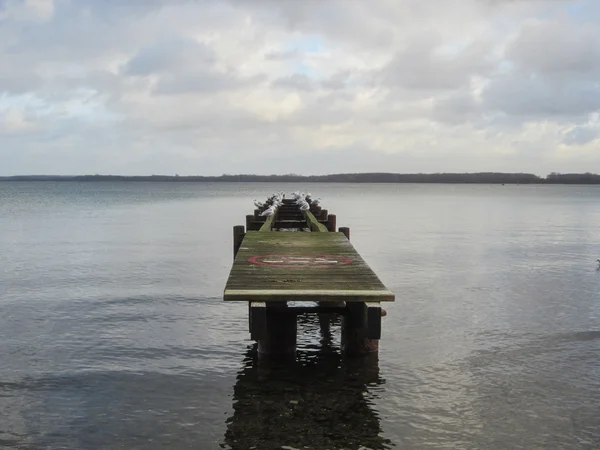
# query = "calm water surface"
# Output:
<box><xmin>1</xmin><ymin>182</ymin><xmax>599</xmax><ymax>449</ymax></box>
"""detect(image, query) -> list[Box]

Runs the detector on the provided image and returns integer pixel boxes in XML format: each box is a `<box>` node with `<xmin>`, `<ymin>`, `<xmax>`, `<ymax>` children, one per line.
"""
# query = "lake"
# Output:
<box><xmin>1</xmin><ymin>182</ymin><xmax>599</xmax><ymax>449</ymax></box>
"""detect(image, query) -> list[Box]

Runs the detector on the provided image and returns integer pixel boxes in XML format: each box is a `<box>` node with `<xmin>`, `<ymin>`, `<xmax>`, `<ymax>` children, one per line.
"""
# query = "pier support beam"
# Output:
<box><xmin>251</xmin><ymin>302</ymin><xmax>297</xmax><ymax>357</ymax></box>
<box><xmin>246</xmin><ymin>215</ymin><xmax>256</xmax><ymax>231</ymax></box>
<box><xmin>342</xmin><ymin>302</ymin><xmax>380</xmax><ymax>356</ymax></box>
<box><xmin>339</xmin><ymin>226</ymin><xmax>350</xmax><ymax>240</ymax></box>
<box><xmin>233</xmin><ymin>225</ymin><xmax>245</xmax><ymax>258</ymax></box>
<box><xmin>327</xmin><ymin>214</ymin><xmax>337</xmax><ymax>232</ymax></box>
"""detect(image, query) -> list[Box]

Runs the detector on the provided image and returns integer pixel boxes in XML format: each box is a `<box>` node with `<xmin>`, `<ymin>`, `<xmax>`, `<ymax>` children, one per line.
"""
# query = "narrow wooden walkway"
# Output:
<box><xmin>224</xmin><ymin>193</ymin><xmax>395</xmax><ymax>356</ymax></box>
<box><xmin>224</xmin><ymin>232</ymin><xmax>394</xmax><ymax>302</ymax></box>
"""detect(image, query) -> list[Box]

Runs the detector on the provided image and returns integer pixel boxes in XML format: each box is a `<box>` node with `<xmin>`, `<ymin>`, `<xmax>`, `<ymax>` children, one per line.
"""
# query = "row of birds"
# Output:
<box><xmin>253</xmin><ymin>192</ymin><xmax>320</xmax><ymax>217</ymax></box>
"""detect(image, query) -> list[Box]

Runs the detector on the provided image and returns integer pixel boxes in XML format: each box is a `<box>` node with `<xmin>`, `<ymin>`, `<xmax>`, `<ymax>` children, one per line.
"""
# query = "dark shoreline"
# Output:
<box><xmin>1</xmin><ymin>172</ymin><xmax>599</xmax><ymax>184</ymax></box>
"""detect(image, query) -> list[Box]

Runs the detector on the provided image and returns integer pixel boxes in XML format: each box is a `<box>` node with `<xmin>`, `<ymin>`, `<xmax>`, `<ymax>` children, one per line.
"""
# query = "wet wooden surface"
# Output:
<box><xmin>224</xmin><ymin>231</ymin><xmax>395</xmax><ymax>302</ymax></box>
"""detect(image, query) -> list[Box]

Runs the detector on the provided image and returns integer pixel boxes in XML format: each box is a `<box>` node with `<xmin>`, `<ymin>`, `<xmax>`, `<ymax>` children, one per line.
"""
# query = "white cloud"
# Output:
<box><xmin>0</xmin><ymin>0</ymin><xmax>599</xmax><ymax>175</ymax></box>
<box><xmin>0</xmin><ymin>108</ymin><xmax>39</xmax><ymax>134</ymax></box>
<box><xmin>1</xmin><ymin>0</ymin><xmax>55</xmax><ymax>22</ymax></box>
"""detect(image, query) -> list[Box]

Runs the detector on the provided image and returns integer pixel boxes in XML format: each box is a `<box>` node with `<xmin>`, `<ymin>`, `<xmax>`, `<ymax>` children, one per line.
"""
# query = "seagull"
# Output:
<box><xmin>311</xmin><ymin>198</ymin><xmax>321</xmax><ymax>206</ymax></box>
<box><xmin>261</xmin><ymin>206</ymin><xmax>275</xmax><ymax>216</ymax></box>
<box><xmin>253</xmin><ymin>199</ymin><xmax>263</xmax><ymax>208</ymax></box>
<box><xmin>299</xmin><ymin>202</ymin><xmax>309</xmax><ymax>211</ymax></box>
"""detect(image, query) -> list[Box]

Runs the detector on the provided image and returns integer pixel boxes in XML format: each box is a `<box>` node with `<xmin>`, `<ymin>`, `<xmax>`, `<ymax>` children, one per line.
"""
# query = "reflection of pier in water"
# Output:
<box><xmin>223</xmin><ymin>314</ymin><xmax>393</xmax><ymax>450</ymax></box>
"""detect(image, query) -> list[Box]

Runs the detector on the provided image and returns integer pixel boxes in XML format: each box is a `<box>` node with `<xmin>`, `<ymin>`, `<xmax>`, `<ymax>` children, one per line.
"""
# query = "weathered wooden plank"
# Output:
<box><xmin>258</xmin><ymin>211</ymin><xmax>277</xmax><ymax>232</ymax></box>
<box><xmin>303</xmin><ymin>210</ymin><xmax>328</xmax><ymax>232</ymax></box>
<box><xmin>274</xmin><ymin>220</ymin><xmax>307</xmax><ymax>229</ymax></box>
<box><xmin>224</xmin><ymin>231</ymin><xmax>394</xmax><ymax>302</ymax></box>
<box><xmin>225</xmin><ymin>289</ymin><xmax>394</xmax><ymax>302</ymax></box>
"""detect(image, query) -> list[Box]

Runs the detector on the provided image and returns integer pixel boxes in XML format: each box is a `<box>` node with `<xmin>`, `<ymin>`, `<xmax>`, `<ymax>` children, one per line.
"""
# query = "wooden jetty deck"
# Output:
<box><xmin>225</xmin><ymin>232</ymin><xmax>394</xmax><ymax>302</ymax></box>
<box><xmin>224</xmin><ymin>194</ymin><xmax>395</xmax><ymax>357</ymax></box>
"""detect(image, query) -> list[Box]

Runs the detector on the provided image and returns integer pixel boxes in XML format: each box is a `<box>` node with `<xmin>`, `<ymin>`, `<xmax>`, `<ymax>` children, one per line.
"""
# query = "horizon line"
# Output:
<box><xmin>2</xmin><ymin>171</ymin><xmax>598</xmax><ymax>178</ymax></box>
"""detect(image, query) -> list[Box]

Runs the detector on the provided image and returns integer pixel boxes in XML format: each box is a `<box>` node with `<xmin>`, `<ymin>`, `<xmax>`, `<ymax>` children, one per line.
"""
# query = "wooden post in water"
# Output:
<box><xmin>252</xmin><ymin>302</ymin><xmax>297</xmax><ymax>357</ymax></box>
<box><xmin>250</xmin><ymin>208</ymin><xmax>297</xmax><ymax>357</ymax></box>
<box><xmin>336</xmin><ymin>225</ymin><xmax>380</xmax><ymax>355</ymax></box>
<box><xmin>327</xmin><ymin>214</ymin><xmax>337</xmax><ymax>233</ymax></box>
<box><xmin>320</xmin><ymin>209</ymin><xmax>328</xmax><ymax>221</ymax></box>
<box><xmin>246</xmin><ymin>215</ymin><xmax>255</xmax><ymax>232</ymax></box>
<box><xmin>233</xmin><ymin>225</ymin><xmax>245</xmax><ymax>258</ymax></box>
<box><xmin>342</xmin><ymin>302</ymin><xmax>380</xmax><ymax>356</ymax></box>
<box><xmin>339</xmin><ymin>227</ymin><xmax>350</xmax><ymax>240</ymax></box>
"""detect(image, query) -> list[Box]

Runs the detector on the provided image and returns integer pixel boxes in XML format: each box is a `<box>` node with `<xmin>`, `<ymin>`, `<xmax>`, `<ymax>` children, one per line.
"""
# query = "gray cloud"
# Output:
<box><xmin>562</xmin><ymin>125</ymin><xmax>599</xmax><ymax>145</ymax></box>
<box><xmin>381</xmin><ymin>34</ymin><xmax>493</xmax><ymax>91</ymax></box>
<box><xmin>272</xmin><ymin>74</ymin><xmax>315</xmax><ymax>92</ymax></box>
<box><xmin>1</xmin><ymin>0</ymin><xmax>600</xmax><ymax>176</ymax></box>
<box><xmin>264</xmin><ymin>49</ymin><xmax>301</xmax><ymax>61</ymax></box>
<box><xmin>123</xmin><ymin>37</ymin><xmax>216</xmax><ymax>76</ymax></box>
<box><xmin>507</xmin><ymin>19</ymin><xmax>600</xmax><ymax>75</ymax></box>
<box><xmin>481</xmin><ymin>74</ymin><xmax>600</xmax><ymax>118</ymax></box>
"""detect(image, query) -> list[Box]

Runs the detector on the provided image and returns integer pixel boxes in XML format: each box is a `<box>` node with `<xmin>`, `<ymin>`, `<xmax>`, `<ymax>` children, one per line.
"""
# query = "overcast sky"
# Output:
<box><xmin>1</xmin><ymin>0</ymin><xmax>599</xmax><ymax>176</ymax></box>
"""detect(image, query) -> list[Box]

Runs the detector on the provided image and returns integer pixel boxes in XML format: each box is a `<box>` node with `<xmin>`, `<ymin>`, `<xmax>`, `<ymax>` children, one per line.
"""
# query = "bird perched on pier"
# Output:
<box><xmin>299</xmin><ymin>202</ymin><xmax>309</xmax><ymax>211</ymax></box>
<box><xmin>261</xmin><ymin>206</ymin><xmax>275</xmax><ymax>216</ymax></box>
<box><xmin>311</xmin><ymin>198</ymin><xmax>321</xmax><ymax>206</ymax></box>
<box><xmin>253</xmin><ymin>199</ymin><xmax>263</xmax><ymax>208</ymax></box>
<box><xmin>266</xmin><ymin>192</ymin><xmax>284</xmax><ymax>208</ymax></box>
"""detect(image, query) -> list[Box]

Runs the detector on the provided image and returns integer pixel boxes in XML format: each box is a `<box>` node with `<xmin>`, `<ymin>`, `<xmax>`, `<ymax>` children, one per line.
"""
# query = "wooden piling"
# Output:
<box><xmin>327</xmin><ymin>214</ymin><xmax>337</xmax><ymax>233</ymax></box>
<box><xmin>342</xmin><ymin>302</ymin><xmax>380</xmax><ymax>356</ymax></box>
<box><xmin>246</xmin><ymin>215</ymin><xmax>255</xmax><ymax>232</ymax></box>
<box><xmin>233</xmin><ymin>225</ymin><xmax>245</xmax><ymax>258</ymax></box>
<box><xmin>339</xmin><ymin>227</ymin><xmax>350</xmax><ymax>240</ymax></box>
<box><xmin>255</xmin><ymin>303</ymin><xmax>297</xmax><ymax>356</ymax></box>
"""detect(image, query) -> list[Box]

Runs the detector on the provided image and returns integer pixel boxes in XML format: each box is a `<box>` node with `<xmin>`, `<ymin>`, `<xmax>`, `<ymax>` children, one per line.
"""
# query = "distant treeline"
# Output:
<box><xmin>1</xmin><ymin>172</ymin><xmax>600</xmax><ymax>184</ymax></box>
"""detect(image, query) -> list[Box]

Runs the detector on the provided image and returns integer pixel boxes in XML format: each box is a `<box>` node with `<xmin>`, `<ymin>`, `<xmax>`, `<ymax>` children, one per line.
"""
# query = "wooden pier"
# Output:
<box><xmin>224</xmin><ymin>194</ymin><xmax>395</xmax><ymax>357</ymax></box>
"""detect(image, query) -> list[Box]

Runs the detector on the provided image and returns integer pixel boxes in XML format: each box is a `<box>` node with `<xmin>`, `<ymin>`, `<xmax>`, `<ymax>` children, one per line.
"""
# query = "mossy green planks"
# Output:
<box><xmin>224</xmin><ymin>231</ymin><xmax>395</xmax><ymax>302</ymax></box>
<box><xmin>258</xmin><ymin>212</ymin><xmax>277</xmax><ymax>232</ymax></box>
<box><xmin>302</xmin><ymin>210</ymin><xmax>328</xmax><ymax>232</ymax></box>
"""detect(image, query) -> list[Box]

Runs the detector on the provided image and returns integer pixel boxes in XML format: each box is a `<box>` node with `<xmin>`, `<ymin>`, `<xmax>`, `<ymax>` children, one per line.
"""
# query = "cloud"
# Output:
<box><xmin>272</xmin><ymin>74</ymin><xmax>315</xmax><ymax>92</ymax></box>
<box><xmin>123</xmin><ymin>37</ymin><xmax>216</xmax><ymax>77</ymax></box>
<box><xmin>381</xmin><ymin>34</ymin><xmax>494</xmax><ymax>92</ymax></box>
<box><xmin>1</xmin><ymin>0</ymin><xmax>599</xmax><ymax>176</ymax></box>
<box><xmin>0</xmin><ymin>108</ymin><xmax>39</xmax><ymax>134</ymax></box>
<box><xmin>563</xmin><ymin>126</ymin><xmax>599</xmax><ymax>145</ymax></box>
<box><xmin>1</xmin><ymin>0</ymin><xmax>55</xmax><ymax>22</ymax></box>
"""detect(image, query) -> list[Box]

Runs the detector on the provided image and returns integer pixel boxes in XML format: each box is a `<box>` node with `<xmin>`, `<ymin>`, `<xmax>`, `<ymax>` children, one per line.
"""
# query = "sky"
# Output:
<box><xmin>0</xmin><ymin>0</ymin><xmax>599</xmax><ymax>176</ymax></box>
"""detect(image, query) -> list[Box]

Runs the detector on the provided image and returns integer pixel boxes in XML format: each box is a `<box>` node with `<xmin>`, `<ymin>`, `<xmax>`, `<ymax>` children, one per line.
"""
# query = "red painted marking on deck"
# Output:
<box><xmin>248</xmin><ymin>254</ymin><xmax>353</xmax><ymax>267</ymax></box>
